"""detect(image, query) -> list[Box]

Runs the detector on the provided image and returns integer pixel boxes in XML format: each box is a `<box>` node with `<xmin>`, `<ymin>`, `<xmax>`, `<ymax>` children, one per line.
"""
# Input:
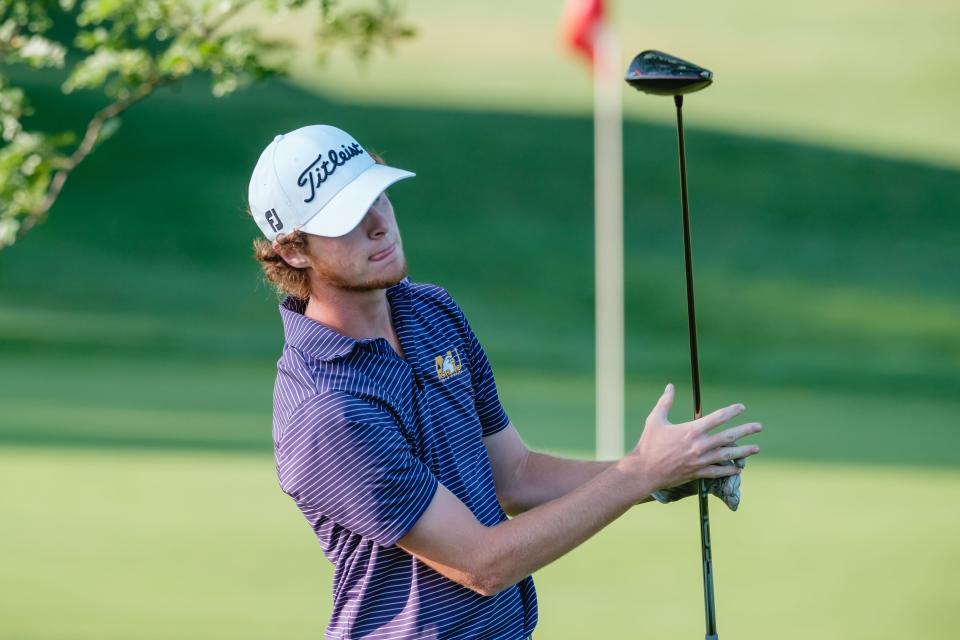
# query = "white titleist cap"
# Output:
<box><xmin>247</xmin><ymin>124</ymin><xmax>415</xmax><ymax>240</ymax></box>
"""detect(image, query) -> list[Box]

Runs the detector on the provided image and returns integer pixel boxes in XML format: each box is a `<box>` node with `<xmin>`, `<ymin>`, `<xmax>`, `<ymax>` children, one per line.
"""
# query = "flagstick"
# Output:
<box><xmin>593</xmin><ymin>24</ymin><xmax>625</xmax><ymax>460</ymax></box>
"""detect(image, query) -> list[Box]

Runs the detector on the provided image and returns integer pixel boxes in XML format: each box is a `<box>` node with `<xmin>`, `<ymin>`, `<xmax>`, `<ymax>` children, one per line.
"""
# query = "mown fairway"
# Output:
<box><xmin>2</xmin><ymin>448</ymin><xmax>958</xmax><ymax>639</ymax></box>
<box><xmin>1</xmin><ymin>1</ymin><xmax>958</xmax><ymax>637</ymax></box>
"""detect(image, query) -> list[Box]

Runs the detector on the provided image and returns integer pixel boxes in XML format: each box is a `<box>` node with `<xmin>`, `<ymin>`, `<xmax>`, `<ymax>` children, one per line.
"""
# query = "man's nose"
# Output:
<box><xmin>364</xmin><ymin>200</ymin><xmax>388</xmax><ymax>238</ymax></box>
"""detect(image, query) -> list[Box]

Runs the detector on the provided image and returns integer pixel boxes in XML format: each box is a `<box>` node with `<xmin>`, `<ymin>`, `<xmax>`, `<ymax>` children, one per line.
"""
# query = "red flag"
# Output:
<box><xmin>562</xmin><ymin>0</ymin><xmax>605</xmax><ymax>63</ymax></box>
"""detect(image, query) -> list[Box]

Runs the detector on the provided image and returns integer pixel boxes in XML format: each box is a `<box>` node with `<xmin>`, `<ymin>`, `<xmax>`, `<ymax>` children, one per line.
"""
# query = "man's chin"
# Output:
<box><xmin>365</xmin><ymin>271</ymin><xmax>407</xmax><ymax>292</ymax></box>
<box><xmin>310</xmin><ymin>256</ymin><xmax>409</xmax><ymax>293</ymax></box>
<box><xmin>347</xmin><ymin>258</ymin><xmax>408</xmax><ymax>292</ymax></box>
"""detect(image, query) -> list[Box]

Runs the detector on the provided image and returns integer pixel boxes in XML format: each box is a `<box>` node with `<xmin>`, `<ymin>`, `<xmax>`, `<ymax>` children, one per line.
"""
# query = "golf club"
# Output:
<box><xmin>624</xmin><ymin>49</ymin><xmax>720</xmax><ymax>640</ymax></box>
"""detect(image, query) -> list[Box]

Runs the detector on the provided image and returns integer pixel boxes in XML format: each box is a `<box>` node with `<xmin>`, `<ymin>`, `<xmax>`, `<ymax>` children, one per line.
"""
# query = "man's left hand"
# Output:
<box><xmin>651</xmin><ymin>445</ymin><xmax>746</xmax><ymax>511</ymax></box>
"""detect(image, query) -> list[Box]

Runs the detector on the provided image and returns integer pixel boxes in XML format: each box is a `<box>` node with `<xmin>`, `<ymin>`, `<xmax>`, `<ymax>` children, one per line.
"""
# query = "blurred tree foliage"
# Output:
<box><xmin>0</xmin><ymin>0</ymin><xmax>414</xmax><ymax>248</ymax></box>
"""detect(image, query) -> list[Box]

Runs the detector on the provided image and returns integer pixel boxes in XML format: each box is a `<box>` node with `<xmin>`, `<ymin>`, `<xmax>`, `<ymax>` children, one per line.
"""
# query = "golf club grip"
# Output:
<box><xmin>700</xmin><ymin>482</ymin><xmax>718</xmax><ymax>637</ymax></box>
<box><xmin>675</xmin><ymin>94</ymin><xmax>719</xmax><ymax>639</ymax></box>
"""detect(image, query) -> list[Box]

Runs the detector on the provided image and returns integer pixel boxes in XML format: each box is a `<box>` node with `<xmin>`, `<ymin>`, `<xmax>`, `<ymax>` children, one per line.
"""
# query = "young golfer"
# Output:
<box><xmin>247</xmin><ymin>124</ymin><xmax>762</xmax><ymax>640</ymax></box>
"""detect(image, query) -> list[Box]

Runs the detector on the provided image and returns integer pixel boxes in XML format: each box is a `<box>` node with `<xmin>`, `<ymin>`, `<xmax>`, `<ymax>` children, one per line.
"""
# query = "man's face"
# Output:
<box><xmin>290</xmin><ymin>191</ymin><xmax>408</xmax><ymax>293</ymax></box>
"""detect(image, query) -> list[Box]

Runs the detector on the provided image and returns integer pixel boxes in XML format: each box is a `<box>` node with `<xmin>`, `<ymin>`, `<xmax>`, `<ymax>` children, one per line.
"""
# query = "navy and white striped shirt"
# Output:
<box><xmin>272</xmin><ymin>277</ymin><xmax>538</xmax><ymax>639</ymax></box>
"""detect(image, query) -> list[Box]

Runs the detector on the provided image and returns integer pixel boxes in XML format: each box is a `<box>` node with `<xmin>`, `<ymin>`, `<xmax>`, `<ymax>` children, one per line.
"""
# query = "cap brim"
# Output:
<box><xmin>299</xmin><ymin>164</ymin><xmax>415</xmax><ymax>238</ymax></box>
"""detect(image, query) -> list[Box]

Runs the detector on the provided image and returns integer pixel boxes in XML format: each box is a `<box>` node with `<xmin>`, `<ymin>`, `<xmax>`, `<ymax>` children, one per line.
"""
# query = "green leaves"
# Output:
<box><xmin>0</xmin><ymin>0</ymin><xmax>416</xmax><ymax>248</ymax></box>
<box><xmin>0</xmin><ymin>128</ymin><xmax>74</xmax><ymax>248</ymax></box>
<box><xmin>63</xmin><ymin>47</ymin><xmax>154</xmax><ymax>95</ymax></box>
<box><xmin>316</xmin><ymin>0</ymin><xmax>416</xmax><ymax>63</ymax></box>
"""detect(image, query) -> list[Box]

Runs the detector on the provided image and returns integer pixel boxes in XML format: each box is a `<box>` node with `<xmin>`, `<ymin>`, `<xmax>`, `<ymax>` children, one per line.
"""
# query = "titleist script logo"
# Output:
<box><xmin>265</xmin><ymin>208</ymin><xmax>283</xmax><ymax>232</ymax></box>
<box><xmin>297</xmin><ymin>142</ymin><xmax>365</xmax><ymax>203</ymax></box>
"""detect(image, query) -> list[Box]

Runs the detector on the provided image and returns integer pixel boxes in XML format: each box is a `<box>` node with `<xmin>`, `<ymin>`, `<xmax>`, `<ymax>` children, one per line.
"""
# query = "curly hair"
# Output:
<box><xmin>251</xmin><ymin>150</ymin><xmax>387</xmax><ymax>299</ymax></box>
<box><xmin>252</xmin><ymin>230</ymin><xmax>312</xmax><ymax>299</ymax></box>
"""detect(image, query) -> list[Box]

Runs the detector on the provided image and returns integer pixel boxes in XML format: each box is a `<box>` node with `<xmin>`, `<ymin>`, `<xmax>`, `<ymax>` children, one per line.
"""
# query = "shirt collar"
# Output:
<box><xmin>279</xmin><ymin>277</ymin><xmax>411</xmax><ymax>362</ymax></box>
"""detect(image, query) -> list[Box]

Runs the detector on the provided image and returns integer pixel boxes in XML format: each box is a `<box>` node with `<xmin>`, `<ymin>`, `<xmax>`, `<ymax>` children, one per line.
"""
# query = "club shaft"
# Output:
<box><xmin>674</xmin><ymin>94</ymin><xmax>718</xmax><ymax>640</ymax></box>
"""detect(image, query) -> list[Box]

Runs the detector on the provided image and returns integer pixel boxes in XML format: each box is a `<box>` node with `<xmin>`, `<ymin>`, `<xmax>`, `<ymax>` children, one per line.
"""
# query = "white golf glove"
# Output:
<box><xmin>651</xmin><ymin>445</ymin><xmax>746</xmax><ymax>511</ymax></box>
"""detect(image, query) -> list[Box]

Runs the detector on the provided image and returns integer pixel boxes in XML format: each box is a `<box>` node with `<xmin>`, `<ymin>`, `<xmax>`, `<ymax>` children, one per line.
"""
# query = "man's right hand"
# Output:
<box><xmin>619</xmin><ymin>383</ymin><xmax>762</xmax><ymax>497</ymax></box>
<box><xmin>397</xmin><ymin>382</ymin><xmax>762</xmax><ymax>597</ymax></box>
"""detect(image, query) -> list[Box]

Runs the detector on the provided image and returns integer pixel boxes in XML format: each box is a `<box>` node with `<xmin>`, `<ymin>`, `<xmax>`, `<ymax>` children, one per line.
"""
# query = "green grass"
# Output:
<box><xmin>2</xmin><ymin>69</ymin><xmax>957</xmax><ymax>465</ymax></box>
<box><xmin>2</xmin><ymin>6</ymin><xmax>959</xmax><ymax>636</ymax></box>
<box><xmin>235</xmin><ymin>0</ymin><xmax>960</xmax><ymax>167</ymax></box>
<box><xmin>1</xmin><ymin>352</ymin><xmax>957</xmax><ymax>470</ymax></box>
<box><xmin>1</xmin><ymin>446</ymin><xmax>957</xmax><ymax>639</ymax></box>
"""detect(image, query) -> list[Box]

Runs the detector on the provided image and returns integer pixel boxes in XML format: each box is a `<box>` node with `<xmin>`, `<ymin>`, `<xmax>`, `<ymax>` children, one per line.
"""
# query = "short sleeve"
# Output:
<box><xmin>460</xmin><ymin>310</ymin><xmax>512</xmax><ymax>438</ymax></box>
<box><xmin>275</xmin><ymin>391</ymin><xmax>438</xmax><ymax>547</ymax></box>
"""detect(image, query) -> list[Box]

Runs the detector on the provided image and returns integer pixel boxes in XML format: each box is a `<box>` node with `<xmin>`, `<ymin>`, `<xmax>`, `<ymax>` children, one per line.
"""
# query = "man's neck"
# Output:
<box><xmin>303</xmin><ymin>284</ymin><xmax>394</xmax><ymax>343</ymax></box>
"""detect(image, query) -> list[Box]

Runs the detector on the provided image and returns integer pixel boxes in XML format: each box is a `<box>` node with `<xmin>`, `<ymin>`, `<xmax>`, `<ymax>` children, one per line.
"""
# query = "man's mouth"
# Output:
<box><xmin>369</xmin><ymin>243</ymin><xmax>396</xmax><ymax>262</ymax></box>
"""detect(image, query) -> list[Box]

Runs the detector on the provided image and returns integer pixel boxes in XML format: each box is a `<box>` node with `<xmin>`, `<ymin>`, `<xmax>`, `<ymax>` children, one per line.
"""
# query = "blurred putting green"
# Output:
<box><xmin>1</xmin><ymin>446</ymin><xmax>957</xmax><ymax>640</ymax></box>
<box><xmin>1</xmin><ymin>3</ymin><xmax>959</xmax><ymax>637</ymax></box>
<box><xmin>242</xmin><ymin>0</ymin><xmax>960</xmax><ymax>167</ymax></box>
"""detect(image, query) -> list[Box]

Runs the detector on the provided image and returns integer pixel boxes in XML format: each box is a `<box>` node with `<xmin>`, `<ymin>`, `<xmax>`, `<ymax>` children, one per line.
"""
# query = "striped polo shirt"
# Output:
<box><xmin>271</xmin><ymin>277</ymin><xmax>538</xmax><ymax>640</ymax></box>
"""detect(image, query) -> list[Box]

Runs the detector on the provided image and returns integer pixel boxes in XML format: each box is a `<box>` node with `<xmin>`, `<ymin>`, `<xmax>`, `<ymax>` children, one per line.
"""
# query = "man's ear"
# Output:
<box><xmin>273</xmin><ymin>239</ymin><xmax>311</xmax><ymax>269</ymax></box>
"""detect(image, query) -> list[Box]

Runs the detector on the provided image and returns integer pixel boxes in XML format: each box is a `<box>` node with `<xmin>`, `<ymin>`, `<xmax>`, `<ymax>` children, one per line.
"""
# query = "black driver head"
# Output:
<box><xmin>625</xmin><ymin>50</ymin><xmax>713</xmax><ymax>96</ymax></box>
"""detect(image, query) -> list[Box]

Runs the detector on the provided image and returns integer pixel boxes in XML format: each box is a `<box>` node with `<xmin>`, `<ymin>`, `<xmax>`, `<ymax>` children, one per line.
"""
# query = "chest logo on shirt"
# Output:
<box><xmin>434</xmin><ymin>348</ymin><xmax>465</xmax><ymax>381</ymax></box>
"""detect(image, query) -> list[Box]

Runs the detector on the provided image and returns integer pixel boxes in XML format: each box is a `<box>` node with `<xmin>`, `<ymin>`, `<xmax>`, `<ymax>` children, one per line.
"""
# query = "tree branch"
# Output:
<box><xmin>20</xmin><ymin>0</ymin><xmax>253</xmax><ymax>236</ymax></box>
<box><xmin>22</xmin><ymin>74</ymin><xmax>174</xmax><ymax>235</ymax></box>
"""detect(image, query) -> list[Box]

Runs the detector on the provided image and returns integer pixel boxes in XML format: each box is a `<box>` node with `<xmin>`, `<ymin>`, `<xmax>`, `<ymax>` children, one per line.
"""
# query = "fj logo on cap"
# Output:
<box><xmin>297</xmin><ymin>143</ymin><xmax>365</xmax><ymax>204</ymax></box>
<box><xmin>434</xmin><ymin>348</ymin><xmax>464</xmax><ymax>381</ymax></box>
<box><xmin>265</xmin><ymin>208</ymin><xmax>284</xmax><ymax>233</ymax></box>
